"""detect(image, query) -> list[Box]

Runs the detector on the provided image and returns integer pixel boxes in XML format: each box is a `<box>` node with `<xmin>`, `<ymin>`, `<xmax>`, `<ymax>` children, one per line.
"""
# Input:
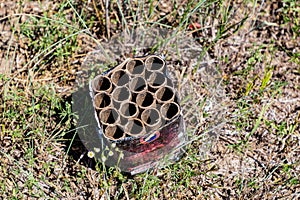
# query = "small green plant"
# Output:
<box><xmin>1</xmin><ymin>0</ymin><xmax>299</xmax><ymax>199</ymax></box>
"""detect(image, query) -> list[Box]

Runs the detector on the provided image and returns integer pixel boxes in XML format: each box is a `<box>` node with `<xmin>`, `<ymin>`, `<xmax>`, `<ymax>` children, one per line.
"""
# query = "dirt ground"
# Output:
<box><xmin>1</xmin><ymin>0</ymin><xmax>299</xmax><ymax>199</ymax></box>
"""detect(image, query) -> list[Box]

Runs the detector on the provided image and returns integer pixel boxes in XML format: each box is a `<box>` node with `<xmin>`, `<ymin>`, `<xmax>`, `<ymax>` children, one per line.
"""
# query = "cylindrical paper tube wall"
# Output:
<box><xmin>128</xmin><ymin>76</ymin><xmax>147</xmax><ymax>94</ymax></box>
<box><xmin>92</xmin><ymin>75</ymin><xmax>112</xmax><ymax>93</ymax></box>
<box><xmin>119</xmin><ymin>101</ymin><xmax>139</xmax><ymax>118</ymax></box>
<box><xmin>104</xmin><ymin>125</ymin><xmax>125</xmax><ymax>140</ymax></box>
<box><xmin>161</xmin><ymin>102</ymin><xmax>180</xmax><ymax>121</ymax></box>
<box><xmin>136</xmin><ymin>91</ymin><xmax>156</xmax><ymax>109</ymax></box>
<box><xmin>126</xmin><ymin>59</ymin><xmax>145</xmax><ymax>76</ymax></box>
<box><xmin>145</xmin><ymin>55</ymin><xmax>166</xmax><ymax>73</ymax></box>
<box><xmin>155</xmin><ymin>86</ymin><xmax>175</xmax><ymax>103</ymax></box>
<box><xmin>99</xmin><ymin>107</ymin><xmax>120</xmax><ymax>125</ymax></box>
<box><xmin>94</xmin><ymin>92</ymin><xmax>111</xmax><ymax>110</ymax></box>
<box><xmin>125</xmin><ymin>118</ymin><xmax>146</xmax><ymax>136</ymax></box>
<box><xmin>141</xmin><ymin>108</ymin><xmax>162</xmax><ymax>131</ymax></box>
<box><xmin>111</xmin><ymin>86</ymin><xmax>131</xmax><ymax>107</ymax></box>
<box><xmin>147</xmin><ymin>71</ymin><xmax>167</xmax><ymax>91</ymax></box>
<box><xmin>111</xmin><ymin>69</ymin><xmax>130</xmax><ymax>87</ymax></box>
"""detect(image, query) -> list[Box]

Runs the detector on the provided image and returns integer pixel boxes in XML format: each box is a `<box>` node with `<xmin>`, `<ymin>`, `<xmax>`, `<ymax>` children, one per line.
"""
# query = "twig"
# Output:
<box><xmin>105</xmin><ymin>0</ymin><xmax>110</xmax><ymax>38</ymax></box>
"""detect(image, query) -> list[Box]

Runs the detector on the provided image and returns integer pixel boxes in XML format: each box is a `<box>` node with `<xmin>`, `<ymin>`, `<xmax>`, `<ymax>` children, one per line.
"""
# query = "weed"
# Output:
<box><xmin>1</xmin><ymin>0</ymin><xmax>299</xmax><ymax>199</ymax></box>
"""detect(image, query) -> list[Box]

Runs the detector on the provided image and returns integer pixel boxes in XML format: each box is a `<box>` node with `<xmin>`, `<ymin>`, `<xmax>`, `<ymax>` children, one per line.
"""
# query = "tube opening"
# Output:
<box><xmin>136</xmin><ymin>92</ymin><xmax>154</xmax><ymax>108</ymax></box>
<box><xmin>126</xmin><ymin>59</ymin><xmax>145</xmax><ymax>75</ymax></box>
<box><xmin>93</xmin><ymin>76</ymin><xmax>111</xmax><ymax>92</ymax></box>
<box><xmin>112</xmin><ymin>86</ymin><xmax>130</xmax><ymax>101</ymax></box>
<box><xmin>120</xmin><ymin>102</ymin><xmax>138</xmax><ymax>117</ymax></box>
<box><xmin>94</xmin><ymin>92</ymin><xmax>111</xmax><ymax>109</ymax></box>
<box><xmin>148</xmin><ymin>72</ymin><xmax>166</xmax><ymax>87</ymax></box>
<box><xmin>127</xmin><ymin>119</ymin><xmax>145</xmax><ymax>136</ymax></box>
<box><xmin>156</xmin><ymin>86</ymin><xmax>174</xmax><ymax>102</ymax></box>
<box><xmin>99</xmin><ymin>108</ymin><xmax>119</xmax><ymax>125</ymax></box>
<box><xmin>129</xmin><ymin>76</ymin><xmax>147</xmax><ymax>92</ymax></box>
<box><xmin>141</xmin><ymin>108</ymin><xmax>160</xmax><ymax>126</ymax></box>
<box><xmin>111</xmin><ymin>70</ymin><xmax>129</xmax><ymax>86</ymax></box>
<box><xmin>145</xmin><ymin>56</ymin><xmax>165</xmax><ymax>71</ymax></box>
<box><xmin>105</xmin><ymin>125</ymin><xmax>125</xmax><ymax>140</ymax></box>
<box><xmin>161</xmin><ymin>102</ymin><xmax>180</xmax><ymax>120</ymax></box>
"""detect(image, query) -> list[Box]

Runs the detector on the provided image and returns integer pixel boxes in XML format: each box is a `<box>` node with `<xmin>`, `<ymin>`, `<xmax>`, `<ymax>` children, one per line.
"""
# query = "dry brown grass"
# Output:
<box><xmin>0</xmin><ymin>0</ymin><xmax>299</xmax><ymax>199</ymax></box>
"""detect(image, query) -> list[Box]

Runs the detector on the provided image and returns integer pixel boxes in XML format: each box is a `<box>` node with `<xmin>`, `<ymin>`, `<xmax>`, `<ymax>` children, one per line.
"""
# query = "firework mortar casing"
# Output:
<box><xmin>88</xmin><ymin>55</ymin><xmax>186</xmax><ymax>174</ymax></box>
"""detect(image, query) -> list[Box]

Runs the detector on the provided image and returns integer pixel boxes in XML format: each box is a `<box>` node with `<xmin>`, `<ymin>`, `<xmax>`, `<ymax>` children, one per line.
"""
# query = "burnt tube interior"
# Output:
<box><xmin>129</xmin><ymin>76</ymin><xmax>147</xmax><ymax>92</ymax></box>
<box><xmin>127</xmin><ymin>119</ymin><xmax>145</xmax><ymax>135</ymax></box>
<box><xmin>141</xmin><ymin>108</ymin><xmax>160</xmax><ymax>126</ymax></box>
<box><xmin>111</xmin><ymin>70</ymin><xmax>129</xmax><ymax>86</ymax></box>
<box><xmin>112</xmin><ymin>86</ymin><xmax>130</xmax><ymax>101</ymax></box>
<box><xmin>156</xmin><ymin>86</ymin><xmax>174</xmax><ymax>102</ymax></box>
<box><xmin>148</xmin><ymin>72</ymin><xmax>166</xmax><ymax>87</ymax></box>
<box><xmin>136</xmin><ymin>92</ymin><xmax>154</xmax><ymax>108</ymax></box>
<box><xmin>146</xmin><ymin>56</ymin><xmax>165</xmax><ymax>71</ymax></box>
<box><xmin>100</xmin><ymin>108</ymin><xmax>119</xmax><ymax>124</ymax></box>
<box><xmin>162</xmin><ymin>102</ymin><xmax>180</xmax><ymax>120</ymax></box>
<box><xmin>120</xmin><ymin>102</ymin><xmax>138</xmax><ymax>117</ymax></box>
<box><xmin>105</xmin><ymin>125</ymin><xmax>124</xmax><ymax>140</ymax></box>
<box><xmin>94</xmin><ymin>92</ymin><xmax>111</xmax><ymax>109</ymax></box>
<box><xmin>93</xmin><ymin>76</ymin><xmax>111</xmax><ymax>92</ymax></box>
<box><xmin>126</xmin><ymin>59</ymin><xmax>144</xmax><ymax>75</ymax></box>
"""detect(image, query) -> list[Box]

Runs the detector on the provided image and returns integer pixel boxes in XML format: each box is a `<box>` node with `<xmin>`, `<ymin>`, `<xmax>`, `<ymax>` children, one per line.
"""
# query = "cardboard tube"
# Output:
<box><xmin>155</xmin><ymin>86</ymin><xmax>175</xmax><ymax>103</ymax></box>
<box><xmin>119</xmin><ymin>101</ymin><xmax>139</xmax><ymax>118</ymax></box>
<box><xmin>92</xmin><ymin>75</ymin><xmax>112</xmax><ymax>93</ymax></box>
<box><xmin>111</xmin><ymin>69</ymin><xmax>130</xmax><ymax>86</ymax></box>
<box><xmin>136</xmin><ymin>91</ymin><xmax>156</xmax><ymax>109</ymax></box>
<box><xmin>145</xmin><ymin>55</ymin><xmax>166</xmax><ymax>73</ymax></box>
<box><xmin>141</xmin><ymin>108</ymin><xmax>162</xmax><ymax>130</ymax></box>
<box><xmin>112</xmin><ymin>86</ymin><xmax>131</xmax><ymax>105</ymax></box>
<box><xmin>128</xmin><ymin>76</ymin><xmax>147</xmax><ymax>94</ymax></box>
<box><xmin>147</xmin><ymin>71</ymin><xmax>167</xmax><ymax>91</ymax></box>
<box><xmin>99</xmin><ymin>107</ymin><xmax>120</xmax><ymax>125</ymax></box>
<box><xmin>104</xmin><ymin>125</ymin><xmax>125</xmax><ymax>140</ymax></box>
<box><xmin>126</xmin><ymin>118</ymin><xmax>146</xmax><ymax>137</ymax></box>
<box><xmin>94</xmin><ymin>92</ymin><xmax>111</xmax><ymax>110</ymax></box>
<box><xmin>161</xmin><ymin>102</ymin><xmax>180</xmax><ymax>121</ymax></box>
<box><xmin>126</xmin><ymin>59</ymin><xmax>145</xmax><ymax>76</ymax></box>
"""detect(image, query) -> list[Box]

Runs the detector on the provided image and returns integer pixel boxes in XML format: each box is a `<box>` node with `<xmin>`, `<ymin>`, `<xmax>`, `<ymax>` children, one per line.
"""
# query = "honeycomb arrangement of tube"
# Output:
<box><xmin>91</xmin><ymin>55</ymin><xmax>181</xmax><ymax>141</ymax></box>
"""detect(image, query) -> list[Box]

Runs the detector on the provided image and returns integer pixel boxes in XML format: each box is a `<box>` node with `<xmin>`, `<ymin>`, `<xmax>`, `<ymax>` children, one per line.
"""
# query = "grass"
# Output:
<box><xmin>0</xmin><ymin>0</ymin><xmax>299</xmax><ymax>199</ymax></box>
